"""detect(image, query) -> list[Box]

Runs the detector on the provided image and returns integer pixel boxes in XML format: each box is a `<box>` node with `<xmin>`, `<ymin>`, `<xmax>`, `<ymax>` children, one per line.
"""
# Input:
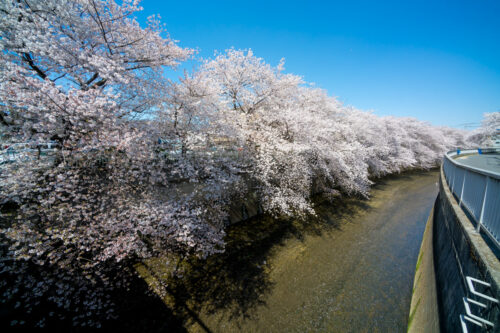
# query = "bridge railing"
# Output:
<box><xmin>442</xmin><ymin>149</ymin><xmax>500</xmax><ymax>249</ymax></box>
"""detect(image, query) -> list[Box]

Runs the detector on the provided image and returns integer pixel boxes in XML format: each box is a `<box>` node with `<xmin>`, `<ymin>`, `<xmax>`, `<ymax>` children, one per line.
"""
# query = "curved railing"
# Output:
<box><xmin>442</xmin><ymin>148</ymin><xmax>500</xmax><ymax>249</ymax></box>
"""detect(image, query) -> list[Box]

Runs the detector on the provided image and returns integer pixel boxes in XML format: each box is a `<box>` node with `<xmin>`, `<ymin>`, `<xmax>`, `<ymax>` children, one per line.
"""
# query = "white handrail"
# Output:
<box><xmin>442</xmin><ymin>148</ymin><xmax>500</xmax><ymax>249</ymax></box>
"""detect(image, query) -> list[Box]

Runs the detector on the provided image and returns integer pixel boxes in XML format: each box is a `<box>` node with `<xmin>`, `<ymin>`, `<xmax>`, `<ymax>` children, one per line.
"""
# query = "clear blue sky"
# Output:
<box><xmin>137</xmin><ymin>0</ymin><xmax>500</xmax><ymax>128</ymax></box>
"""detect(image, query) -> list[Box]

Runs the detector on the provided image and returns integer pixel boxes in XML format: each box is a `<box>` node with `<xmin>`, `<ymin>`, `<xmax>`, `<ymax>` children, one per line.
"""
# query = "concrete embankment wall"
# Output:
<box><xmin>409</xmin><ymin>166</ymin><xmax>500</xmax><ymax>332</ymax></box>
<box><xmin>227</xmin><ymin>191</ymin><xmax>262</xmax><ymax>224</ymax></box>
<box><xmin>407</xmin><ymin>203</ymin><xmax>440</xmax><ymax>332</ymax></box>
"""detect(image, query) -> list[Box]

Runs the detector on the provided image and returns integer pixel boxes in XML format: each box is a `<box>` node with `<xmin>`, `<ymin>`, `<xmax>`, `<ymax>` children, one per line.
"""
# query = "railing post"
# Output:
<box><xmin>451</xmin><ymin>163</ymin><xmax>456</xmax><ymax>191</ymax></box>
<box><xmin>459</xmin><ymin>171</ymin><xmax>467</xmax><ymax>206</ymax></box>
<box><xmin>477</xmin><ymin>176</ymin><xmax>490</xmax><ymax>233</ymax></box>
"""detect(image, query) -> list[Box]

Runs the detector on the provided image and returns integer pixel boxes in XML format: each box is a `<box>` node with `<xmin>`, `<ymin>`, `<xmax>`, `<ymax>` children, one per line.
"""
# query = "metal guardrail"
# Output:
<box><xmin>442</xmin><ymin>148</ymin><xmax>500</xmax><ymax>249</ymax></box>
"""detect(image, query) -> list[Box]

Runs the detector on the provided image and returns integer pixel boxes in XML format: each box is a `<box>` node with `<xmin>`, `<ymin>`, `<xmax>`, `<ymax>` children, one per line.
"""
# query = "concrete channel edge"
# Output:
<box><xmin>407</xmin><ymin>200</ymin><xmax>440</xmax><ymax>333</ymax></box>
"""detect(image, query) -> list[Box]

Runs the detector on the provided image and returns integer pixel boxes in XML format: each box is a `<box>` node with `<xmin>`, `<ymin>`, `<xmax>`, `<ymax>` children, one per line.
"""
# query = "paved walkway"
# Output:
<box><xmin>454</xmin><ymin>153</ymin><xmax>500</xmax><ymax>174</ymax></box>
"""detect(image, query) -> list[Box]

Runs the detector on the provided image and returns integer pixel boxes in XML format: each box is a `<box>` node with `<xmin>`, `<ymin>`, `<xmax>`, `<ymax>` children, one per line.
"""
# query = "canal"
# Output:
<box><xmin>138</xmin><ymin>170</ymin><xmax>440</xmax><ymax>332</ymax></box>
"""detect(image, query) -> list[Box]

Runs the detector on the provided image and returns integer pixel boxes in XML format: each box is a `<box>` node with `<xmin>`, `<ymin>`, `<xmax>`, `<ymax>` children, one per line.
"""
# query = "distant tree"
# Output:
<box><xmin>466</xmin><ymin>112</ymin><xmax>500</xmax><ymax>146</ymax></box>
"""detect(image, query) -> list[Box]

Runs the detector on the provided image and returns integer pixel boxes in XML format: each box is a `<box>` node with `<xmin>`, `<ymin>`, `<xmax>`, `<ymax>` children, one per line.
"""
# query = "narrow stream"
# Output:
<box><xmin>185</xmin><ymin>170</ymin><xmax>439</xmax><ymax>332</ymax></box>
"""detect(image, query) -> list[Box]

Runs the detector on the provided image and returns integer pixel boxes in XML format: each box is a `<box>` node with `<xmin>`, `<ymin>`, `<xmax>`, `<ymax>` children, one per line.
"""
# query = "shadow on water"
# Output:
<box><xmin>0</xmin><ymin>255</ymin><xmax>187</xmax><ymax>332</ymax></box>
<box><xmin>150</xmin><ymin>168</ymin><xmax>439</xmax><ymax>331</ymax></box>
<box><xmin>0</xmin><ymin>168</ymin><xmax>438</xmax><ymax>331</ymax></box>
<box><xmin>103</xmin><ymin>271</ymin><xmax>188</xmax><ymax>333</ymax></box>
<box><xmin>370</xmin><ymin>168</ymin><xmax>438</xmax><ymax>188</ymax></box>
<box><xmin>135</xmin><ymin>191</ymin><xmax>378</xmax><ymax>331</ymax></box>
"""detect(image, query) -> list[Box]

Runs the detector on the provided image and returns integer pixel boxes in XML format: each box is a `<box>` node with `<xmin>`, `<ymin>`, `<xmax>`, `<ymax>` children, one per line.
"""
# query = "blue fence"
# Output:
<box><xmin>442</xmin><ymin>149</ymin><xmax>500</xmax><ymax>249</ymax></box>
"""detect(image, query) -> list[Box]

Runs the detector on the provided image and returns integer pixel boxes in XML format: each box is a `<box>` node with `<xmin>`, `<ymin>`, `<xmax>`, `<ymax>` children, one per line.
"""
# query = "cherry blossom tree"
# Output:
<box><xmin>466</xmin><ymin>112</ymin><xmax>500</xmax><ymax>146</ymax></box>
<box><xmin>0</xmin><ymin>0</ymin><xmax>224</xmax><ymax>327</ymax></box>
<box><xmin>163</xmin><ymin>48</ymin><xmax>468</xmax><ymax>220</ymax></box>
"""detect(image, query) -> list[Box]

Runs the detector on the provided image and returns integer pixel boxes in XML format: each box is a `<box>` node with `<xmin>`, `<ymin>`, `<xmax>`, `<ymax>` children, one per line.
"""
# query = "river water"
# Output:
<box><xmin>145</xmin><ymin>170</ymin><xmax>439</xmax><ymax>332</ymax></box>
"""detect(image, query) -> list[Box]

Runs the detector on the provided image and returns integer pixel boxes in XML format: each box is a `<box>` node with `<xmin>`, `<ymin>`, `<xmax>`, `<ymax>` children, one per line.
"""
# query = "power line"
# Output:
<box><xmin>455</xmin><ymin>122</ymin><xmax>480</xmax><ymax>129</ymax></box>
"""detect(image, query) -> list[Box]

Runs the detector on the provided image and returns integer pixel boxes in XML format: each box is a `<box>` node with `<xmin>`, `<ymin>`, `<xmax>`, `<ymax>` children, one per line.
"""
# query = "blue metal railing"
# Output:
<box><xmin>442</xmin><ymin>149</ymin><xmax>500</xmax><ymax>249</ymax></box>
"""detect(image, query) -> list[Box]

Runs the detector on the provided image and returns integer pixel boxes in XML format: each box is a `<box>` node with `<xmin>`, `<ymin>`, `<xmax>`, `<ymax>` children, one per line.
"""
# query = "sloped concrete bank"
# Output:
<box><xmin>407</xmin><ymin>203</ymin><xmax>440</xmax><ymax>332</ymax></box>
<box><xmin>408</xmin><ymin>166</ymin><xmax>500</xmax><ymax>332</ymax></box>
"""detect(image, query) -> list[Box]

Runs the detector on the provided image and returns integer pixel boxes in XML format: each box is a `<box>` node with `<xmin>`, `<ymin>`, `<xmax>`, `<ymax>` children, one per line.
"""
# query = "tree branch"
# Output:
<box><xmin>85</xmin><ymin>72</ymin><xmax>99</xmax><ymax>86</ymax></box>
<box><xmin>22</xmin><ymin>53</ymin><xmax>47</xmax><ymax>80</ymax></box>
